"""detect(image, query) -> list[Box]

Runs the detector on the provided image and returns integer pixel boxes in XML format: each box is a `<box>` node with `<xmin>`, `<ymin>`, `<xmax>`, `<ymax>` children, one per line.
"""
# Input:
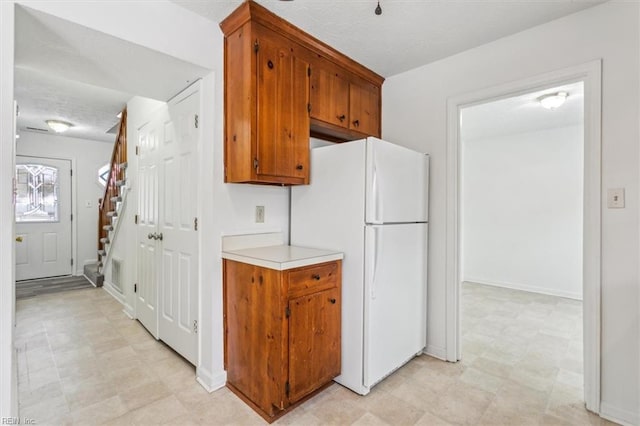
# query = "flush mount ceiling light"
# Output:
<box><xmin>538</xmin><ymin>92</ymin><xmax>568</xmax><ymax>110</ymax></box>
<box><xmin>375</xmin><ymin>1</ymin><xmax>382</xmax><ymax>15</ymax></box>
<box><xmin>46</xmin><ymin>120</ymin><xmax>73</xmax><ymax>133</ymax></box>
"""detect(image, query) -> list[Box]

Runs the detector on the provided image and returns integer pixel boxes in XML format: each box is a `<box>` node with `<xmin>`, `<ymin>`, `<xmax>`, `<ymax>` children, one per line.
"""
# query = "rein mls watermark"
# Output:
<box><xmin>1</xmin><ymin>418</ymin><xmax>35</xmax><ymax>425</ymax></box>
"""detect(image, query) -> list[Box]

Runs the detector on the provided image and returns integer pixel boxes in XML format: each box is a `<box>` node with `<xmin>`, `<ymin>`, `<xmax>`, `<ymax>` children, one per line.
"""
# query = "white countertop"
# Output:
<box><xmin>222</xmin><ymin>245</ymin><xmax>343</xmax><ymax>271</ymax></box>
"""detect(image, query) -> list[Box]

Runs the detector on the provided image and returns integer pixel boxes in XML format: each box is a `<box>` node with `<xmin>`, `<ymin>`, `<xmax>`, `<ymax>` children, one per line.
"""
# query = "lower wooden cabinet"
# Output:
<box><xmin>223</xmin><ymin>259</ymin><xmax>342</xmax><ymax>422</ymax></box>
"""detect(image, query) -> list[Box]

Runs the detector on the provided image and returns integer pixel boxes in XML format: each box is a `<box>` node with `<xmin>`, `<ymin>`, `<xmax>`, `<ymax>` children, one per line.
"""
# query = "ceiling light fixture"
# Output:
<box><xmin>375</xmin><ymin>1</ymin><xmax>382</xmax><ymax>15</ymax></box>
<box><xmin>46</xmin><ymin>120</ymin><xmax>73</xmax><ymax>133</ymax></box>
<box><xmin>538</xmin><ymin>92</ymin><xmax>568</xmax><ymax>110</ymax></box>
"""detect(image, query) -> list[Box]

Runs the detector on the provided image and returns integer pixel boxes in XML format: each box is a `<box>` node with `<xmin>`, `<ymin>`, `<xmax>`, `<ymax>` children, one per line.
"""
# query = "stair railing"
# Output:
<box><xmin>98</xmin><ymin>109</ymin><xmax>127</xmax><ymax>266</ymax></box>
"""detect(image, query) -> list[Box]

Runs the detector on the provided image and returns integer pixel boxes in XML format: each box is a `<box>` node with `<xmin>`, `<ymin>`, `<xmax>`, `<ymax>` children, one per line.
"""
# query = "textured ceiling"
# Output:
<box><xmin>461</xmin><ymin>82</ymin><xmax>584</xmax><ymax>141</ymax></box>
<box><xmin>172</xmin><ymin>0</ymin><xmax>604</xmax><ymax>77</ymax></box>
<box><xmin>15</xmin><ymin>5</ymin><xmax>211</xmax><ymax>143</ymax></box>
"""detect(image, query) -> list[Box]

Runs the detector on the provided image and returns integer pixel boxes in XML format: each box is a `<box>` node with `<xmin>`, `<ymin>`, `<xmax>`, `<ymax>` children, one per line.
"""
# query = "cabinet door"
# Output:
<box><xmin>224</xmin><ymin>261</ymin><xmax>285</xmax><ymax>416</ymax></box>
<box><xmin>310</xmin><ymin>66</ymin><xmax>350</xmax><ymax>128</ymax></box>
<box><xmin>288</xmin><ymin>287</ymin><xmax>341</xmax><ymax>403</ymax></box>
<box><xmin>349</xmin><ymin>81</ymin><xmax>380</xmax><ymax>137</ymax></box>
<box><xmin>256</xmin><ymin>32</ymin><xmax>310</xmax><ymax>182</ymax></box>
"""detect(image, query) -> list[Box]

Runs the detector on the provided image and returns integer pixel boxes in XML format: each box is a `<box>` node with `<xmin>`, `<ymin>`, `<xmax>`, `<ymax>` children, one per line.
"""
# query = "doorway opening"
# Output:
<box><xmin>459</xmin><ymin>81</ymin><xmax>586</xmax><ymax>415</ymax></box>
<box><xmin>445</xmin><ymin>61</ymin><xmax>602</xmax><ymax>414</ymax></box>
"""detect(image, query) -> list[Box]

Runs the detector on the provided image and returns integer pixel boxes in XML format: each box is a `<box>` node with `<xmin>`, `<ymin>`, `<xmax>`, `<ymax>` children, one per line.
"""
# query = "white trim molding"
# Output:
<box><xmin>463</xmin><ymin>278</ymin><xmax>582</xmax><ymax>301</ymax></box>
<box><xmin>600</xmin><ymin>402</ymin><xmax>639</xmax><ymax>426</ymax></box>
<box><xmin>0</xmin><ymin>1</ymin><xmax>17</xmax><ymax>417</ymax></box>
<box><xmin>445</xmin><ymin>60</ymin><xmax>602</xmax><ymax>413</ymax></box>
<box><xmin>196</xmin><ymin>367</ymin><xmax>226</xmax><ymax>393</ymax></box>
<box><xmin>424</xmin><ymin>344</ymin><xmax>447</xmax><ymax>361</ymax></box>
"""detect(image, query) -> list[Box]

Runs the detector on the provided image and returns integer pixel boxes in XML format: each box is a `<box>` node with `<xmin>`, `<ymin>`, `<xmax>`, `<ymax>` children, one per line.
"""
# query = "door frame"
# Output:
<box><xmin>445</xmin><ymin>60</ymin><xmax>602</xmax><ymax>413</ymax></box>
<box><xmin>15</xmin><ymin>154</ymin><xmax>77</xmax><ymax>278</ymax></box>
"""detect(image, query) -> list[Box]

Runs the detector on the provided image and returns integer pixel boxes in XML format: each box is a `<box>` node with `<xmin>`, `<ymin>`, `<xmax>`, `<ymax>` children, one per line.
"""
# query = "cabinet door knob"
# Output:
<box><xmin>267</xmin><ymin>60</ymin><xmax>274</xmax><ymax>69</ymax></box>
<box><xmin>337</xmin><ymin>114</ymin><xmax>346</xmax><ymax>122</ymax></box>
<box><xmin>148</xmin><ymin>233</ymin><xmax>154</xmax><ymax>240</ymax></box>
<box><xmin>352</xmin><ymin>119</ymin><xmax>360</xmax><ymax>127</ymax></box>
<box><xmin>312</xmin><ymin>274</ymin><xmax>321</xmax><ymax>280</ymax></box>
<box><xmin>329</xmin><ymin>298</ymin><xmax>336</xmax><ymax>304</ymax></box>
<box><xmin>296</xmin><ymin>164</ymin><xmax>304</xmax><ymax>170</ymax></box>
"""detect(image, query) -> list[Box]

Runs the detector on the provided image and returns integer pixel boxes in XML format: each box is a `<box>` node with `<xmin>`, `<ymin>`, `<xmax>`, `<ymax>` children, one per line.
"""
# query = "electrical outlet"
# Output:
<box><xmin>255</xmin><ymin>206</ymin><xmax>265</xmax><ymax>223</ymax></box>
<box><xmin>607</xmin><ymin>188</ymin><xmax>625</xmax><ymax>208</ymax></box>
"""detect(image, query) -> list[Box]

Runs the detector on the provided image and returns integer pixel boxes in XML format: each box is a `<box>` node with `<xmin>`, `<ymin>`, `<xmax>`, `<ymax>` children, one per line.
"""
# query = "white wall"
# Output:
<box><xmin>382</xmin><ymin>2</ymin><xmax>639</xmax><ymax>422</ymax></box>
<box><xmin>16</xmin><ymin>132</ymin><xmax>113</xmax><ymax>275</ymax></box>
<box><xmin>461</xmin><ymin>125</ymin><xmax>583</xmax><ymax>299</ymax></box>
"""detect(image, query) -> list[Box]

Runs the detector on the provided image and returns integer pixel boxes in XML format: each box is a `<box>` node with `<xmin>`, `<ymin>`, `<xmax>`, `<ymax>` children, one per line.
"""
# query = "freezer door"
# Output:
<box><xmin>363</xmin><ymin>223</ymin><xmax>427</xmax><ymax>388</ymax></box>
<box><xmin>365</xmin><ymin>138</ymin><xmax>429</xmax><ymax>224</ymax></box>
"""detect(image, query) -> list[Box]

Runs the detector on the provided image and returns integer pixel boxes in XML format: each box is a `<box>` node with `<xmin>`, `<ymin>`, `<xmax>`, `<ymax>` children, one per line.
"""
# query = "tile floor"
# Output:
<box><xmin>15</xmin><ymin>283</ymin><xmax>613</xmax><ymax>425</ymax></box>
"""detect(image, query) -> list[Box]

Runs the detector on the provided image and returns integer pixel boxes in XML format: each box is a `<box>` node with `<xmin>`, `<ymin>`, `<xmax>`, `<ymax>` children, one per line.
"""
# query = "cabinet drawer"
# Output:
<box><xmin>288</xmin><ymin>262</ymin><xmax>338</xmax><ymax>297</ymax></box>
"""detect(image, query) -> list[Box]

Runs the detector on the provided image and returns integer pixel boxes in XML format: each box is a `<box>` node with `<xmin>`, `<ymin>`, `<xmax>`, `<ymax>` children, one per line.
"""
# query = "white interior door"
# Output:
<box><xmin>363</xmin><ymin>223</ymin><xmax>428</xmax><ymax>387</ymax></box>
<box><xmin>157</xmin><ymin>89</ymin><xmax>200</xmax><ymax>364</ymax></box>
<box><xmin>15</xmin><ymin>156</ymin><xmax>72</xmax><ymax>281</ymax></box>
<box><xmin>137</xmin><ymin>120</ymin><xmax>160</xmax><ymax>338</ymax></box>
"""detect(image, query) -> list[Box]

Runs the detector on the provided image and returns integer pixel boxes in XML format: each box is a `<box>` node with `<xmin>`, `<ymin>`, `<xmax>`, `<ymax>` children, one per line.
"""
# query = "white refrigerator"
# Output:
<box><xmin>291</xmin><ymin>137</ymin><xmax>429</xmax><ymax>395</ymax></box>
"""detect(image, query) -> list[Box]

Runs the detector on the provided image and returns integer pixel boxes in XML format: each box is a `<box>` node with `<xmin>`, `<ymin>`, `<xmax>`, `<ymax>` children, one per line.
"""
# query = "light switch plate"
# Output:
<box><xmin>607</xmin><ymin>188</ymin><xmax>625</xmax><ymax>208</ymax></box>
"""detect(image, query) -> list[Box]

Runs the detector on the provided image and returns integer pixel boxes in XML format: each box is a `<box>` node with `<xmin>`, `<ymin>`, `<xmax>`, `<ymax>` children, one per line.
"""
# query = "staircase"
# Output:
<box><xmin>85</xmin><ymin>109</ymin><xmax>128</xmax><ymax>287</ymax></box>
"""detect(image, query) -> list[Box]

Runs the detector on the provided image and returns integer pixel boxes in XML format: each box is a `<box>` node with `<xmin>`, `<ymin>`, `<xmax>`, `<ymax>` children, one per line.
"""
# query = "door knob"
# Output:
<box><xmin>15</xmin><ymin>236</ymin><xmax>23</xmax><ymax>243</ymax></box>
<box><xmin>148</xmin><ymin>233</ymin><xmax>154</xmax><ymax>240</ymax></box>
<box><xmin>157</xmin><ymin>233</ymin><xmax>163</xmax><ymax>241</ymax></box>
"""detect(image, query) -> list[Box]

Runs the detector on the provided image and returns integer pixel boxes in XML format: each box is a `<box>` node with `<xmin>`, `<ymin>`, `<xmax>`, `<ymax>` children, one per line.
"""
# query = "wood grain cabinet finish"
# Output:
<box><xmin>221</xmin><ymin>1</ymin><xmax>384</xmax><ymax>185</ymax></box>
<box><xmin>223</xmin><ymin>259</ymin><xmax>342</xmax><ymax>422</ymax></box>
<box><xmin>309</xmin><ymin>57</ymin><xmax>382</xmax><ymax>141</ymax></box>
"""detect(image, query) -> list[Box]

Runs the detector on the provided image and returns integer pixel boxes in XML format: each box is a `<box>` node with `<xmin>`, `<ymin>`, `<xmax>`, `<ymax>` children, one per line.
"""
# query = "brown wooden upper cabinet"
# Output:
<box><xmin>221</xmin><ymin>1</ymin><xmax>384</xmax><ymax>185</ymax></box>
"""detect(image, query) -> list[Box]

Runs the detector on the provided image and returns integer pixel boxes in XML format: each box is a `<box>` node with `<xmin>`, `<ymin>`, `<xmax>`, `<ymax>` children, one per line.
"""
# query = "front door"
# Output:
<box><xmin>15</xmin><ymin>156</ymin><xmax>72</xmax><ymax>280</ymax></box>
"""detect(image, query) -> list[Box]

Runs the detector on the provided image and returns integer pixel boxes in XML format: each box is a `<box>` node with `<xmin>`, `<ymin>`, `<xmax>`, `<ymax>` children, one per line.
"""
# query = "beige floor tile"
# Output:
<box><xmin>351</xmin><ymin>412</ymin><xmax>391</xmax><ymax>425</ymax></box>
<box><xmin>18</xmin><ymin>381</ymin><xmax>63</xmax><ymax>409</ymax></box>
<box><xmin>118</xmin><ymin>380</ymin><xmax>172</xmax><ymax>412</ymax></box>
<box><xmin>19</xmin><ymin>395</ymin><xmax>70</xmax><ymax>424</ymax></box>
<box><xmin>126</xmin><ymin>394</ymin><xmax>188</xmax><ymax>425</ymax></box>
<box><xmin>427</xmin><ymin>381</ymin><xmax>495</xmax><ymax>425</ymax></box>
<box><xmin>459</xmin><ymin>367</ymin><xmax>504</xmax><ymax>394</ymax></box>
<box><xmin>71</xmin><ymin>395</ymin><xmax>128</xmax><ymax>425</ymax></box>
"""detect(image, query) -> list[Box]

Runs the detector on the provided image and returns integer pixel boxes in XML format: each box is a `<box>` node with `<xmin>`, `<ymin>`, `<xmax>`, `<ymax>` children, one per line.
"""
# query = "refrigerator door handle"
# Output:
<box><xmin>371</xmin><ymin>226</ymin><xmax>380</xmax><ymax>300</ymax></box>
<box><xmin>371</xmin><ymin>147</ymin><xmax>382</xmax><ymax>224</ymax></box>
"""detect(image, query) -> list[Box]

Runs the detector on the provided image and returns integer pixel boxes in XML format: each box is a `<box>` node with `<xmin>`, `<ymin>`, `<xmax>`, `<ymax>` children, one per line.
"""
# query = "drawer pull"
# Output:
<box><xmin>312</xmin><ymin>274</ymin><xmax>321</xmax><ymax>280</ymax></box>
<box><xmin>329</xmin><ymin>298</ymin><xmax>336</xmax><ymax>304</ymax></box>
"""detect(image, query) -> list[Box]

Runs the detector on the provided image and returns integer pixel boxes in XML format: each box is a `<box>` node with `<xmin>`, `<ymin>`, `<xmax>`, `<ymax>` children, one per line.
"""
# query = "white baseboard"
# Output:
<box><xmin>424</xmin><ymin>344</ymin><xmax>447</xmax><ymax>361</ymax></box>
<box><xmin>464</xmin><ymin>277</ymin><xmax>582</xmax><ymax>301</ymax></box>
<box><xmin>102</xmin><ymin>281</ymin><xmax>126</xmax><ymax>305</ymax></box>
<box><xmin>196</xmin><ymin>367</ymin><xmax>226</xmax><ymax>393</ymax></box>
<box><xmin>600</xmin><ymin>402</ymin><xmax>639</xmax><ymax>426</ymax></box>
<box><xmin>123</xmin><ymin>303</ymin><xmax>135</xmax><ymax>319</ymax></box>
